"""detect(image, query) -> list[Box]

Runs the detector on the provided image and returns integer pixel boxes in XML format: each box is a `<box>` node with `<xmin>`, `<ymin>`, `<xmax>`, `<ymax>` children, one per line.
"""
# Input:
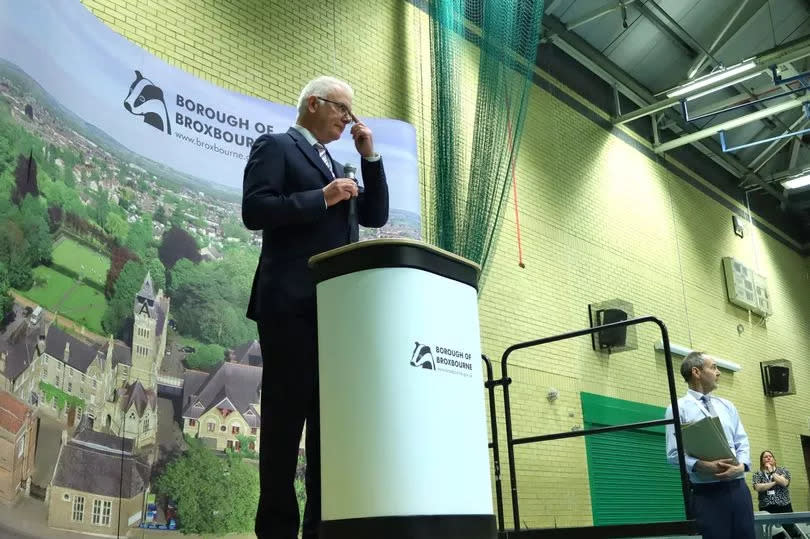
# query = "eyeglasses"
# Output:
<box><xmin>316</xmin><ymin>97</ymin><xmax>355</xmax><ymax>122</ymax></box>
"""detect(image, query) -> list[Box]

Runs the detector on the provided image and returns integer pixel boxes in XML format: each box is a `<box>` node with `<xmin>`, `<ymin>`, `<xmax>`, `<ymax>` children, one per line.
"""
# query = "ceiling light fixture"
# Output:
<box><xmin>667</xmin><ymin>61</ymin><xmax>758</xmax><ymax>99</ymax></box>
<box><xmin>683</xmin><ymin>72</ymin><xmax>762</xmax><ymax>102</ymax></box>
<box><xmin>781</xmin><ymin>174</ymin><xmax>810</xmax><ymax>190</ymax></box>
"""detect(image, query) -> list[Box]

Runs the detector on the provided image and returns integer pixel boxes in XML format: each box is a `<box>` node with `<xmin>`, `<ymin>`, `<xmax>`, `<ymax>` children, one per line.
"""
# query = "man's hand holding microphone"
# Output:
<box><xmin>323</xmin><ymin>178</ymin><xmax>357</xmax><ymax>207</ymax></box>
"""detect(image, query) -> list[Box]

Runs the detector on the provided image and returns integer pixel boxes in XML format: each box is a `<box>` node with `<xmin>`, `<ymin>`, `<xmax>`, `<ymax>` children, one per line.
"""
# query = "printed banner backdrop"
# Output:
<box><xmin>0</xmin><ymin>1</ymin><xmax>420</xmax><ymax>236</ymax></box>
<box><xmin>0</xmin><ymin>1</ymin><xmax>417</xmax><ymax>536</ymax></box>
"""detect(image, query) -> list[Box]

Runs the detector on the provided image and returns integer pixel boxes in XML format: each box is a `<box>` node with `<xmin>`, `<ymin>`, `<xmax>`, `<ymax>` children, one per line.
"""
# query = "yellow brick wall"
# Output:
<box><xmin>80</xmin><ymin>0</ymin><xmax>810</xmax><ymax>529</ymax></box>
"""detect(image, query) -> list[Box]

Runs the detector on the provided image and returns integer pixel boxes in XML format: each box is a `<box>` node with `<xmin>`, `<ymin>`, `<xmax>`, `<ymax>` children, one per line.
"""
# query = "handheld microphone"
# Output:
<box><xmin>343</xmin><ymin>163</ymin><xmax>357</xmax><ymax>181</ymax></box>
<box><xmin>344</xmin><ymin>163</ymin><xmax>359</xmax><ymax>243</ymax></box>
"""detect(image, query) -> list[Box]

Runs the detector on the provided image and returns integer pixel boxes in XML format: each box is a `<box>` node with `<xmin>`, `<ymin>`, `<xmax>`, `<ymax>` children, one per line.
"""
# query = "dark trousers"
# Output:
<box><xmin>761</xmin><ymin>503</ymin><xmax>802</xmax><ymax>538</ymax></box>
<box><xmin>255</xmin><ymin>311</ymin><xmax>321</xmax><ymax>539</ymax></box>
<box><xmin>691</xmin><ymin>478</ymin><xmax>755</xmax><ymax>539</ymax></box>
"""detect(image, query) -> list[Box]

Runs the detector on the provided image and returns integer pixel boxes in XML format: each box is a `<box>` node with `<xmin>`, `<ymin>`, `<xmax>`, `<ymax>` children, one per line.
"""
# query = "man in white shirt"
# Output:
<box><xmin>665</xmin><ymin>351</ymin><xmax>755</xmax><ymax>539</ymax></box>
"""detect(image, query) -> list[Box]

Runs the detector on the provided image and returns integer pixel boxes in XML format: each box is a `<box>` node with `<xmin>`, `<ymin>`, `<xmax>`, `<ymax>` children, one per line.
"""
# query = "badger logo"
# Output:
<box><xmin>410</xmin><ymin>342</ymin><xmax>434</xmax><ymax>370</ymax></box>
<box><xmin>124</xmin><ymin>70</ymin><xmax>171</xmax><ymax>134</ymax></box>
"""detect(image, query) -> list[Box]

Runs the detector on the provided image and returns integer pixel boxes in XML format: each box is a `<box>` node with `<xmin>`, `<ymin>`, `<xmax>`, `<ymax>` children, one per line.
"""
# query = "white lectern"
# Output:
<box><xmin>309</xmin><ymin>239</ymin><xmax>496</xmax><ymax>539</ymax></box>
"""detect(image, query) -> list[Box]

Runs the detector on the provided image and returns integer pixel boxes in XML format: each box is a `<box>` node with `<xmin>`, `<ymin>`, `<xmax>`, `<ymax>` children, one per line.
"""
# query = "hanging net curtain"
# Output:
<box><xmin>428</xmin><ymin>0</ymin><xmax>544</xmax><ymax>278</ymax></box>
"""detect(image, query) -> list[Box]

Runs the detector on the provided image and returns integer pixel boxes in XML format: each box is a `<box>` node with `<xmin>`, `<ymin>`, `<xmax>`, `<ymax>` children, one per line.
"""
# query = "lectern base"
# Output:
<box><xmin>321</xmin><ymin>514</ymin><xmax>496</xmax><ymax>539</ymax></box>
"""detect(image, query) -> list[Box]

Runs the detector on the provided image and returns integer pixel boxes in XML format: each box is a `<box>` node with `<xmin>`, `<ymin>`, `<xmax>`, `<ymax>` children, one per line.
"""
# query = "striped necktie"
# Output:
<box><xmin>701</xmin><ymin>395</ymin><xmax>716</xmax><ymax>417</ymax></box>
<box><xmin>313</xmin><ymin>143</ymin><xmax>334</xmax><ymax>178</ymax></box>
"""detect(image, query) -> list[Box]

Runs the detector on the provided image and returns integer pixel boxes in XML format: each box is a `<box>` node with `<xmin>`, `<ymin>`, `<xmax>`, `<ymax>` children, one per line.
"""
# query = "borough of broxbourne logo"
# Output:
<box><xmin>410</xmin><ymin>342</ymin><xmax>434</xmax><ymax>370</ymax></box>
<box><xmin>124</xmin><ymin>70</ymin><xmax>172</xmax><ymax>134</ymax></box>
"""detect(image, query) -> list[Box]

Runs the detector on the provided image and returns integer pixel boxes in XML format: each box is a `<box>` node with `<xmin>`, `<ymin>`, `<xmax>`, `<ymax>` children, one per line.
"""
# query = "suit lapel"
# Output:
<box><xmin>287</xmin><ymin>127</ymin><xmax>333</xmax><ymax>184</ymax></box>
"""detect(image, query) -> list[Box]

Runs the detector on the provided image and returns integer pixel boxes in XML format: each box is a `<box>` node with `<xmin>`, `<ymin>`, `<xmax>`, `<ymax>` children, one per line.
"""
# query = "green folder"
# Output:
<box><xmin>681</xmin><ymin>416</ymin><xmax>736</xmax><ymax>462</ymax></box>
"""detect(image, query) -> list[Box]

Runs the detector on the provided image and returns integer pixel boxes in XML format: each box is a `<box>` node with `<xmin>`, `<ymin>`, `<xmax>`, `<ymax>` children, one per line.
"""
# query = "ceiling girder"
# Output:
<box><xmin>563</xmin><ymin>0</ymin><xmax>639</xmax><ymax>32</ymax></box>
<box><xmin>745</xmin><ymin>163</ymin><xmax>810</xmax><ymax>189</ymax></box>
<box><xmin>541</xmin><ymin>14</ymin><xmax>788</xmax><ymax>205</ymax></box>
<box><xmin>687</xmin><ymin>0</ymin><xmax>754</xmax><ymax>79</ymax></box>
<box><xmin>747</xmin><ymin>113</ymin><xmax>810</xmax><ymax>173</ymax></box>
<box><xmin>654</xmin><ymin>96</ymin><xmax>809</xmax><ymax>155</ymax></box>
<box><xmin>614</xmin><ymin>36</ymin><xmax>810</xmax><ymax>125</ymax></box>
<box><xmin>641</xmin><ymin>1</ymin><xmax>715</xmax><ymax>62</ymax></box>
<box><xmin>635</xmin><ymin>1</ymin><xmax>700</xmax><ymax>59</ymax></box>
<box><xmin>789</xmin><ymin>137</ymin><xmax>801</xmax><ymax>168</ymax></box>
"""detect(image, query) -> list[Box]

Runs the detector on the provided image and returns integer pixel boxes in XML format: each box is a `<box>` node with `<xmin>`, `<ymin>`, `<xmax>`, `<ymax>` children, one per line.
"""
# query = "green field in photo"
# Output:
<box><xmin>18</xmin><ymin>266</ymin><xmax>108</xmax><ymax>335</ymax></box>
<box><xmin>52</xmin><ymin>237</ymin><xmax>111</xmax><ymax>287</ymax></box>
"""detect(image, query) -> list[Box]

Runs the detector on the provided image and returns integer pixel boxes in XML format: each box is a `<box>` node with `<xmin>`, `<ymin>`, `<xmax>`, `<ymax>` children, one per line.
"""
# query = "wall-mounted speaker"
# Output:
<box><xmin>764</xmin><ymin>366</ymin><xmax>790</xmax><ymax>393</ymax></box>
<box><xmin>761</xmin><ymin>360</ymin><xmax>795</xmax><ymax>397</ymax></box>
<box><xmin>596</xmin><ymin>308</ymin><xmax>628</xmax><ymax>349</ymax></box>
<box><xmin>588</xmin><ymin>300</ymin><xmax>635</xmax><ymax>354</ymax></box>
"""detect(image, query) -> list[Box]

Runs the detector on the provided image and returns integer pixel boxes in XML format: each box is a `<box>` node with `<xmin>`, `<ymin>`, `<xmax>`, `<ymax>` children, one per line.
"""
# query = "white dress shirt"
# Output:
<box><xmin>665</xmin><ymin>389</ymin><xmax>750</xmax><ymax>484</ymax></box>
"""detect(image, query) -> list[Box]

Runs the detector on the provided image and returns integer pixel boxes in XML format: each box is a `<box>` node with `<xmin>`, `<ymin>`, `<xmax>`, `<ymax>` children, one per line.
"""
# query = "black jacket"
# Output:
<box><xmin>241</xmin><ymin>128</ymin><xmax>389</xmax><ymax>320</ymax></box>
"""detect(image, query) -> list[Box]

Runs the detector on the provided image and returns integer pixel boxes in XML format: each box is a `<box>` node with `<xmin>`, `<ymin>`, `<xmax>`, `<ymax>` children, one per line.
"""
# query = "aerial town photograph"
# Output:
<box><xmin>0</xmin><ymin>58</ymin><xmax>268</xmax><ymax>537</ymax></box>
<box><xmin>0</xmin><ymin>0</ymin><xmax>425</xmax><ymax>535</ymax></box>
<box><xmin>0</xmin><ymin>52</ymin><xmax>418</xmax><ymax>539</ymax></box>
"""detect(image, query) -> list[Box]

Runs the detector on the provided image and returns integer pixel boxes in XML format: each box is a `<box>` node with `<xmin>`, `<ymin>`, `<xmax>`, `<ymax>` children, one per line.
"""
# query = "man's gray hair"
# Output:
<box><xmin>296</xmin><ymin>76</ymin><xmax>353</xmax><ymax>115</ymax></box>
<box><xmin>680</xmin><ymin>351</ymin><xmax>707</xmax><ymax>382</ymax></box>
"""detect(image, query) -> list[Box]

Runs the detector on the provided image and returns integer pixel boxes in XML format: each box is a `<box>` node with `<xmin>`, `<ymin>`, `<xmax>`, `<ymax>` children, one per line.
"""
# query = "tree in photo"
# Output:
<box><xmin>231</xmin><ymin>434</ymin><xmax>259</xmax><ymax>459</ymax></box>
<box><xmin>0</xmin><ymin>263</ymin><xmax>14</xmax><ymax>321</ymax></box>
<box><xmin>105</xmin><ymin>246</ymin><xmax>139</xmax><ymax>298</ymax></box>
<box><xmin>0</xmin><ymin>134</ymin><xmax>12</xmax><ymax>179</ymax></box>
<box><xmin>169</xmin><ymin>259</ymin><xmax>255</xmax><ymax>348</ymax></box>
<box><xmin>19</xmin><ymin>195</ymin><xmax>52</xmax><ymax>265</ymax></box>
<box><xmin>222</xmin><ymin>217</ymin><xmax>250</xmax><ymax>242</ymax></box>
<box><xmin>11</xmin><ymin>151</ymin><xmax>39</xmax><ymax>205</ymax></box>
<box><xmin>47</xmin><ymin>205</ymin><xmax>64</xmax><ymax>233</ymax></box>
<box><xmin>168</xmin><ymin>202</ymin><xmax>188</xmax><ymax>230</ymax></box>
<box><xmin>153</xmin><ymin>204</ymin><xmax>167</xmax><ymax>224</ymax></box>
<box><xmin>185</xmin><ymin>343</ymin><xmax>226</xmax><ymax>371</ymax></box>
<box><xmin>196</xmin><ymin>302</ymin><xmax>254</xmax><ymax>347</ymax></box>
<box><xmin>104</xmin><ymin>211</ymin><xmax>129</xmax><ymax>244</ymax></box>
<box><xmin>124</xmin><ymin>214</ymin><xmax>153</xmax><ymax>257</ymax></box>
<box><xmin>218</xmin><ymin>246</ymin><xmax>256</xmax><ymax>303</ymax></box>
<box><xmin>166</xmin><ymin>258</ymin><xmax>197</xmax><ymax>297</ymax></box>
<box><xmin>101</xmin><ymin>260</ymin><xmax>145</xmax><ymax>339</ymax></box>
<box><xmin>39</xmin><ymin>171</ymin><xmax>69</xmax><ymax>208</ymax></box>
<box><xmin>143</xmin><ymin>256</ymin><xmax>166</xmax><ymax>295</ymax></box>
<box><xmin>117</xmin><ymin>190</ymin><xmax>134</xmax><ymax>212</ymax></box>
<box><xmin>295</xmin><ymin>453</ymin><xmax>306</xmax><ymax>522</ymax></box>
<box><xmin>159</xmin><ymin>226</ymin><xmax>201</xmax><ymax>270</ymax></box>
<box><xmin>0</xmin><ymin>172</ymin><xmax>13</xmax><ymax>204</ymax></box>
<box><xmin>156</xmin><ymin>437</ymin><xmax>259</xmax><ymax>535</ymax></box>
<box><xmin>91</xmin><ymin>190</ymin><xmax>111</xmax><ymax>230</ymax></box>
<box><xmin>0</xmin><ymin>216</ymin><xmax>33</xmax><ymax>291</ymax></box>
<box><xmin>61</xmin><ymin>156</ymin><xmax>77</xmax><ymax>187</ymax></box>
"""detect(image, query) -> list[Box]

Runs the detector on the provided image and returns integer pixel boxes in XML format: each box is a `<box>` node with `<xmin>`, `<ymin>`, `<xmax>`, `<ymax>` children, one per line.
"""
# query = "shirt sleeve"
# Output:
<box><xmin>752</xmin><ymin>471</ymin><xmax>766</xmax><ymax>485</ymax></box>
<box><xmin>728</xmin><ymin>401</ymin><xmax>751</xmax><ymax>472</ymax></box>
<box><xmin>665</xmin><ymin>405</ymin><xmax>698</xmax><ymax>471</ymax></box>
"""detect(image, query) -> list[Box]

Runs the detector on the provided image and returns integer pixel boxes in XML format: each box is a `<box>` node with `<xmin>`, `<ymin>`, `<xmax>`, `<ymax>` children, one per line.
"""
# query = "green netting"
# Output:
<box><xmin>428</xmin><ymin>0</ymin><xmax>543</xmax><ymax>279</ymax></box>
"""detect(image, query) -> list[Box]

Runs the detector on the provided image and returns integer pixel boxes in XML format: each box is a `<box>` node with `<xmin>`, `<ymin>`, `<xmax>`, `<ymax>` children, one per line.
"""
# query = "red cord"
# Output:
<box><xmin>504</xmin><ymin>93</ymin><xmax>525</xmax><ymax>268</ymax></box>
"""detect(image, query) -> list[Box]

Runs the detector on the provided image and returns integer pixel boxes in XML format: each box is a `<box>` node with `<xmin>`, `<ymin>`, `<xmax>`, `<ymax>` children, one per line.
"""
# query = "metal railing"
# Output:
<box><xmin>483</xmin><ymin>316</ymin><xmax>693</xmax><ymax>537</ymax></box>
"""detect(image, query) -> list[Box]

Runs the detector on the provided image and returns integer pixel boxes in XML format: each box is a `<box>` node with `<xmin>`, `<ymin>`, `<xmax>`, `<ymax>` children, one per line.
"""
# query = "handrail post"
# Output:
<box><xmin>656</xmin><ymin>322</ymin><xmax>692</xmax><ymax>519</ymax></box>
<box><xmin>500</xmin><ymin>352</ymin><xmax>519</xmax><ymax>529</ymax></box>
<box><xmin>482</xmin><ymin>355</ymin><xmax>505</xmax><ymax>532</ymax></box>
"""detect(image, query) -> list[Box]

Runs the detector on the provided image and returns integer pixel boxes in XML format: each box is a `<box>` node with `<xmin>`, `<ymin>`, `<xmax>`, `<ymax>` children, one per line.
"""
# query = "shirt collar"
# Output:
<box><xmin>687</xmin><ymin>388</ymin><xmax>710</xmax><ymax>401</ymax></box>
<box><xmin>292</xmin><ymin>124</ymin><xmax>319</xmax><ymax>147</ymax></box>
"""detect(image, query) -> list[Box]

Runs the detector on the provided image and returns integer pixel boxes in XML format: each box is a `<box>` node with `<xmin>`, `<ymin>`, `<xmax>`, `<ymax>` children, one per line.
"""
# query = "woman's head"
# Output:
<box><xmin>759</xmin><ymin>450</ymin><xmax>776</xmax><ymax>470</ymax></box>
